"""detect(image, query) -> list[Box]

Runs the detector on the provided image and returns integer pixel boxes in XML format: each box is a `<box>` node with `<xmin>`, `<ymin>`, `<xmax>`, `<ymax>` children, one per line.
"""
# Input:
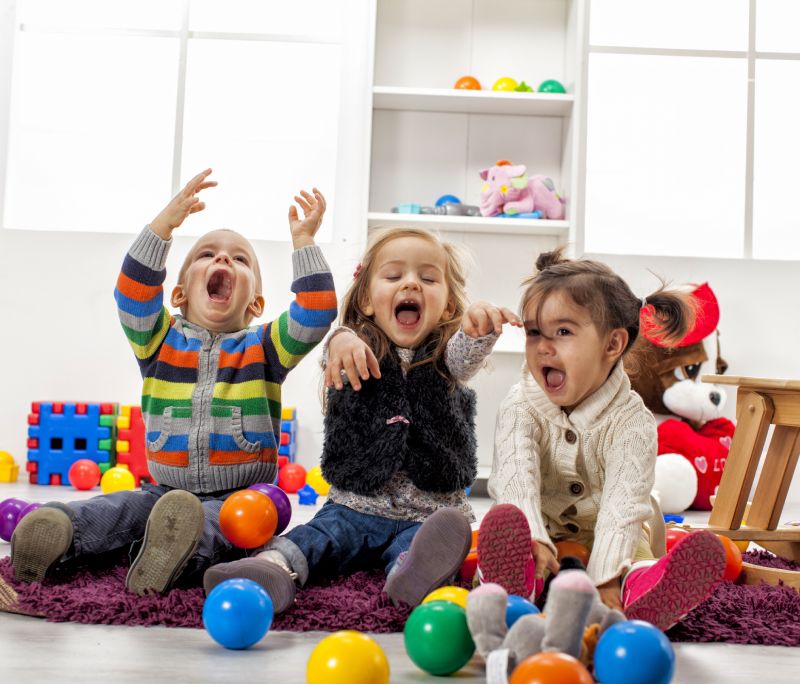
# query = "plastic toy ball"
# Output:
<box><xmin>297</xmin><ymin>484</ymin><xmax>319</xmax><ymax>505</ymax></box>
<box><xmin>278</xmin><ymin>462</ymin><xmax>306</xmax><ymax>493</ymax></box>
<box><xmin>247</xmin><ymin>482</ymin><xmax>292</xmax><ymax>534</ymax></box>
<box><xmin>538</xmin><ymin>79</ymin><xmax>566</xmax><ymax>94</ymax></box>
<box><xmin>459</xmin><ymin>528</ymin><xmax>479</xmax><ymax>581</ymax></box>
<box><xmin>16</xmin><ymin>501</ymin><xmax>42</xmax><ymax>526</ymax></box>
<box><xmin>594</xmin><ymin>620</ymin><xmax>675</xmax><ymax>684</ymax></box>
<box><xmin>436</xmin><ymin>194</ymin><xmax>462</xmax><ymax>207</ymax></box>
<box><xmin>454</xmin><ymin>75</ymin><xmax>481</xmax><ymax>90</ymax></box>
<box><xmin>422</xmin><ymin>585</ymin><xmax>469</xmax><ymax>609</ymax></box>
<box><xmin>307</xmin><ymin>630</ymin><xmax>389</xmax><ymax>684</ymax></box>
<box><xmin>0</xmin><ymin>498</ymin><xmax>27</xmax><ymax>542</ymax></box>
<box><xmin>506</xmin><ymin>593</ymin><xmax>540</xmax><ymax>628</ymax></box>
<box><xmin>665</xmin><ymin>527</ymin><xmax>691</xmax><ymax>553</ymax></box>
<box><xmin>493</xmin><ymin>77</ymin><xmax>518</xmax><ymax>92</ymax></box>
<box><xmin>510</xmin><ymin>652</ymin><xmax>593</xmax><ymax>684</ymax></box>
<box><xmin>404</xmin><ymin>600</ymin><xmax>475</xmax><ymax>676</ymax></box>
<box><xmin>69</xmin><ymin>459</ymin><xmax>102</xmax><ymax>491</ymax></box>
<box><xmin>555</xmin><ymin>540</ymin><xmax>590</xmax><ymax>566</ymax></box>
<box><xmin>100</xmin><ymin>466</ymin><xmax>136</xmax><ymax>494</ymax></box>
<box><xmin>219</xmin><ymin>489</ymin><xmax>278</xmax><ymax>549</ymax></box>
<box><xmin>305</xmin><ymin>465</ymin><xmax>331</xmax><ymax>497</ymax></box>
<box><xmin>202</xmin><ymin>578</ymin><xmax>273</xmax><ymax>650</ymax></box>
<box><xmin>717</xmin><ymin>534</ymin><xmax>744</xmax><ymax>582</ymax></box>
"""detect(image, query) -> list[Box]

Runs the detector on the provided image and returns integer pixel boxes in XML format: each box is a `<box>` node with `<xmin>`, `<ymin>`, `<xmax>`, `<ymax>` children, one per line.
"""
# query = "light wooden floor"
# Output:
<box><xmin>1</xmin><ymin>480</ymin><xmax>798</xmax><ymax>683</ymax></box>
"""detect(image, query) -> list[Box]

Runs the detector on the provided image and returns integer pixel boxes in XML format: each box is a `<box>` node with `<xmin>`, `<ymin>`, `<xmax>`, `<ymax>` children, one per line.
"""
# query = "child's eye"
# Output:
<box><xmin>526</xmin><ymin>328</ymin><xmax>540</xmax><ymax>337</ymax></box>
<box><xmin>421</xmin><ymin>276</ymin><xmax>436</xmax><ymax>284</ymax></box>
<box><xmin>556</xmin><ymin>328</ymin><xmax>572</xmax><ymax>336</ymax></box>
<box><xmin>234</xmin><ymin>255</ymin><xmax>248</xmax><ymax>264</ymax></box>
<box><xmin>385</xmin><ymin>274</ymin><xmax>401</xmax><ymax>281</ymax></box>
<box><xmin>197</xmin><ymin>251</ymin><xmax>213</xmax><ymax>259</ymax></box>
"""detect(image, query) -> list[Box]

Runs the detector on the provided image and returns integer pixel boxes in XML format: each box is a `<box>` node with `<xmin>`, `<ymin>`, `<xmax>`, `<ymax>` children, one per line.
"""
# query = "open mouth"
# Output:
<box><xmin>394</xmin><ymin>299</ymin><xmax>421</xmax><ymax>327</ymax></box>
<box><xmin>207</xmin><ymin>269</ymin><xmax>233</xmax><ymax>303</ymax></box>
<box><xmin>543</xmin><ymin>366</ymin><xmax>566</xmax><ymax>391</ymax></box>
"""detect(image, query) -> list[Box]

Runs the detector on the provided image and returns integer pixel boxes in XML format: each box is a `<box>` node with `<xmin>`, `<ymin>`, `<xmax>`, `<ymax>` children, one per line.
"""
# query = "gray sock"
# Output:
<box><xmin>466</xmin><ymin>584</ymin><xmax>509</xmax><ymax>658</ymax></box>
<box><xmin>539</xmin><ymin>569</ymin><xmax>596</xmax><ymax>658</ymax></box>
<box><xmin>256</xmin><ymin>549</ymin><xmax>297</xmax><ymax>581</ymax></box>
<box><xmin>503</xmin><ymin>613</ymin><xmax>547</xmax><ymax>668</ymax></box>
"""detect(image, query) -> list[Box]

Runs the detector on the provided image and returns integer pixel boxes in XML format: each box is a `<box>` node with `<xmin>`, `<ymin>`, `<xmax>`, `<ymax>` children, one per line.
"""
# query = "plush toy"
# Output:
<box><xmin>466</xmin><ymin>558</ymin><xmax>625</xmax><ymax>680</ymax></box>
<box><xmin>479</xmin><ymin>160</ymin><xmax>565</xmax><ymax>219</ymax></box>
<box><xmin>630</xmin><ymin>283</ymin><xmax>735</xmax><ymax>511</ymax></box>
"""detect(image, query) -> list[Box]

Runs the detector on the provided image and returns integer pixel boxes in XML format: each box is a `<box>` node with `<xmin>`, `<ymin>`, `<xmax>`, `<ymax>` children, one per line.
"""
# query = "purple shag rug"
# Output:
<box><xmin>1</xmin><ymin>552</ymin><xmax>799</xmax><ymax>645</ymax></box>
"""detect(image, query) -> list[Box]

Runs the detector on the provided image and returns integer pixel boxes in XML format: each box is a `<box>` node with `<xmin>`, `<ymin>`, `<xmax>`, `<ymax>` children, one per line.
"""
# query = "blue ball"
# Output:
<box><xmin>594</xmin><ymin>620</ymin><xmax>675</xmax><ymax>684</ymax></box>
<box><xmin>435</xmin><ymin>194</ymin><xmax>461</xmax><ymax>206</ymax></box>
<box><xmin>505</xmin><ymin>594</ymin><xmax>540</xmax><ymax>628</ymax></box>
<box><xmin>203</xmin><ymin>578</ymin><xmax>274</xmax><ymax>649</ymax></box>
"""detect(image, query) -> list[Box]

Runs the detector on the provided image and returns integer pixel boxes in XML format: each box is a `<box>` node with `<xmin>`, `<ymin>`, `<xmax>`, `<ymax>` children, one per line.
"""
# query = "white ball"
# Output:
<box><xmin>653</xmin><ymin>453</ymin><xmax>698</xmax><ymax>513</ymax></box>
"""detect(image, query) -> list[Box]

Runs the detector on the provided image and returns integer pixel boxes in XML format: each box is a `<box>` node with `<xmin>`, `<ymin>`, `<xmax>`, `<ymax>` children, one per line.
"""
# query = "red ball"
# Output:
<box><xmin>665</xmin><ymin>527</ymin><xmax>691</xmax><ymax>553</ymax></box>
<box><xmin>219</xmin><ymin>490</ymin><xmax>278</xmax><ymax>549</ymax></box>
<box><xmin>278</xmin><ymin>463</ymin><xmax>307</xmax><ymax>494</ymax></box>
<box><xmin>68</xmin><ymin>459</ymin><xmax>101</xmax><ymax>490</ymax></box>
<box><xmin>717</xmin><ymin>534</ymin><xmax>743</xmax><ymax>582</ymax></box>
<box><xmin>510</xmin><ymin>652</ymin><xmax>594</xmax><ymax>684</ymax></box>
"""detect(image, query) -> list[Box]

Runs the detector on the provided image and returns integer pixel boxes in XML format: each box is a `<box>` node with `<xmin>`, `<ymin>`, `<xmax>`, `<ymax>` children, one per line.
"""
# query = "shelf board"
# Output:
<box><xmin>493</xmin><ymin>327</ymin><xmax>526</xmax><ymax>355</ymax></box>
<box><xmin>373</xmin><ymin>85</ymin><xmax>574</xmax><ymax>117</ymax></box>
<box><xmin>367</xmin><ymin>212</ymin><xmax>569</xmax><ymax>237</ymax></box>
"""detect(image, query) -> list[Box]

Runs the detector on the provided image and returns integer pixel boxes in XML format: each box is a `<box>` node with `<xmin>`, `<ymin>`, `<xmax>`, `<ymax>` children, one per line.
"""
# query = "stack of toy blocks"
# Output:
<box><xmin>116</xmin><ymin>405</ymin><xmax>155</xmax><ymax>486</ymax></box>
<box><xmin>279</xmin><ymin>406</ymin><xmax>298</xmax><ymax>468</ymax></box>
<box><xmin>27</xmin><ymin>402</ymin><xmax>117</xmax><ymax>485</ymax></box>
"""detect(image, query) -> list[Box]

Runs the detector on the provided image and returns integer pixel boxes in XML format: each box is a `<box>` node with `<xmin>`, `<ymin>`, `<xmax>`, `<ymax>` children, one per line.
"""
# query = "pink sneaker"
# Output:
<box><xmin>477</xmin><ymin>504</ymin><xmax>536</xmax><ymax>598</ymax></box>
<box><xmin>623</xmin><ymin>530</ymin><xmax>726</xmax><ymax>631</ymax></box>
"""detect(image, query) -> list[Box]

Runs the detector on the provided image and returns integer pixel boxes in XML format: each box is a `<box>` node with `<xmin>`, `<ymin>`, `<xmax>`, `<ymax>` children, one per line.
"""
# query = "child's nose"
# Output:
<box><xmin>401</xmin><ymin>274</ymin><xmax>421</xmax><ymax>290</ymax></box>
<box><xmin>214</xmin><ymin>253</ymin><xmax>232</xmax><ymax>265</ymax></box>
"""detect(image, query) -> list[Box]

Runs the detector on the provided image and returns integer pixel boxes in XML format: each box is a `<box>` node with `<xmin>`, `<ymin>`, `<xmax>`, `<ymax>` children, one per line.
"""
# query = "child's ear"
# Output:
<box><xmin>248</xmin><ymin>294</ymin><xmax>265</xmax><ymax>319</ymax></box>
<box><xmin>606</xmin><ymin>328</ymin><xmax>629</xmax><ymax>361</ymax></box>
<box><xmin>441</xmin><ymin>299</ymin><xmax>457</xmax><ymax>321</ymax></box>
<box><xmin>171</xmin><ymin>285</ymin><xmax>187</xmax><ymax>308</ymax></box>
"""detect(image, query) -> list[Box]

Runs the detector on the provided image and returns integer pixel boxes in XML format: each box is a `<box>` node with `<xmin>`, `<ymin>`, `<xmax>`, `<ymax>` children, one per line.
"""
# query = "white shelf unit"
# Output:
<box><xmin>367</xmin><ymin>0</ymin><xmax>586</xmax><ymax>471</ymax></box>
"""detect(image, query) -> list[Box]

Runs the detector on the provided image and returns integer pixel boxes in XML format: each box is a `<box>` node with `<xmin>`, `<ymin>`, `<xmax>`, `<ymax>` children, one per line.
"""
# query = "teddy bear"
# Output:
<box><xmin>479</xmin><ymin>160</ymin><xmax>565</xmax><ymax>219</ymax></box>
<box><xmin>629</xmin><ymin>282</ymin><xmax>735</xmax><ymax>511</ymax></box>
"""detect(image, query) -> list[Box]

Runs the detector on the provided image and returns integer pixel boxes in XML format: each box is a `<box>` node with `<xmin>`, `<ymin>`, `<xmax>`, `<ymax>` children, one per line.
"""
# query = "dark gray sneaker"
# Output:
<box><xmin>11</xmin><ymin>507</ymin><xmax>74</xmax><ymax>583</ymax></box>
<box><xmin>203</xmin><ymin>558</ymin><xmax>297</xmax><ymax>614</ymax></box>
<box><xmin>125</xmin><ymin>490</ymin><xmax>205</xmax><ymax>595</ymax></box>
<box><xmin>384</xmin><ymin>507</ymin><xmax>472</xmax><ymax>607</ymax></box>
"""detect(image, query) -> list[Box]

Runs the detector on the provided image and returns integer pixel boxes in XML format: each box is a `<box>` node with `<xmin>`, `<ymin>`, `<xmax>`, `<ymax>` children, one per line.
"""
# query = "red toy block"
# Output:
<box><xmin>28</xmin><ymin>413</ymin><xmax>39</xmax><ymax>425</ymax></box>
<box><xmin>76</xmin><ymin>403</ymin><xmax>87</xmax><ymax>415</ymax></box>
<box><xmin>101</xmin><ymin>403</ymin><xmax>115</xmax><ymax>415</ymax></box>
<box><xmin>52</xmin><ymin>403</ymin><xmax>64</xmax><ymax>414</ymax></box>
<box><xmin>31</xmin><ymin>402</ymin><xmax>41</xmax><ymax>414</ymax></box>
<box><xmin>116</xmin><ymin>406</ymin><xmax>155</xmax><ymax>487</ymax></box>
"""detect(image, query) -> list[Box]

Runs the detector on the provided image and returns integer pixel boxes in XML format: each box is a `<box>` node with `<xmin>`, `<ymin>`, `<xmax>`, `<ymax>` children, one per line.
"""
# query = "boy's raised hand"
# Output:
<box><xmin>463</xmin><ymin>300</ymin><xmax>522</xmax><ymax>338</ymax></box>
<box><xmin>325</xmin><ymin>331</ymin><xmax>381</xmax><ymax>391</ymax></box>
<box><xmin>289</xmin><ymin>188</ymin><xmax>326</xmax><ymax>249</ymax></box>
<box><xmin>150</xmin><ymin>168</ymin><xmax>217</xmax><ymax>240</ymax></box>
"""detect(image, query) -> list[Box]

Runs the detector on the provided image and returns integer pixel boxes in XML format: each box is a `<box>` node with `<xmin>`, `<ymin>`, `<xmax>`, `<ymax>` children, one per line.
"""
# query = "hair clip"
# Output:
<box><xmin>353</xmin><ymin>263</ymin><xmax>362</xmax><ymax>279</ymax></box>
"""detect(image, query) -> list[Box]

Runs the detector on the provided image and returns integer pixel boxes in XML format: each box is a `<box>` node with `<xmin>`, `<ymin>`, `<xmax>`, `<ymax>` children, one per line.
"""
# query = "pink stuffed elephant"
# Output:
<box><xmin>479</xmin><ymin>162</ymin><xmax>565</xmax><ymax>219</ymax></box>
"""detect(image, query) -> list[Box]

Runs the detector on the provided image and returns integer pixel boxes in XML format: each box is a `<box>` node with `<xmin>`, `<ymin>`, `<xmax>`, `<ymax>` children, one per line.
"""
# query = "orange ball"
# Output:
<box><xmin>717</xmin><ymin>534</ymin><xmax>743</xmax><ymax>582</ymax></box>
<box><xmin>454</xmin><ymin>75</ymin><xmax>481</xmax><ymax>90</ymax></box>
<box><xmin>219</xmin><ymin>490</ymin><xmax>278</xmax><ymax>549</ymax></box>
<box><xmin>510</xmin><ymin>652</ymin><xmax>593</xmax><ymax>684</ymax></box>
<box><xmin>555</xmin><ymin>540</ymin><xmax>590</xmax><ymax>566</ymax></box>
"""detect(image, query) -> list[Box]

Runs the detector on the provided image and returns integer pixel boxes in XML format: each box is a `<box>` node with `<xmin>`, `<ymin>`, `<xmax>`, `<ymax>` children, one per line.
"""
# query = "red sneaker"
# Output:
<box><xmin>477</xmin><ymin>504</ymin><xmax>536</xmax><ymax>598</ymax></box>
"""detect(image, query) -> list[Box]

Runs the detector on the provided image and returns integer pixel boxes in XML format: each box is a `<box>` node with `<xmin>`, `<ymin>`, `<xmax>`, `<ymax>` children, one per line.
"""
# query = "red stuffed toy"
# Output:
<box><xmin>631</xmin><ymin>283</ymin><xmax>735</xmax><ymax>510</ymax></box>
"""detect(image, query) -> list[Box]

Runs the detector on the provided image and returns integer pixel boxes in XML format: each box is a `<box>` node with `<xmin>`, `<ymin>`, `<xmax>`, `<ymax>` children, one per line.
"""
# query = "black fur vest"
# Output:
<box><xmin>321</xmin><ymin>345</ymin><xmax>477</xmax><ymax>495</ymax></box>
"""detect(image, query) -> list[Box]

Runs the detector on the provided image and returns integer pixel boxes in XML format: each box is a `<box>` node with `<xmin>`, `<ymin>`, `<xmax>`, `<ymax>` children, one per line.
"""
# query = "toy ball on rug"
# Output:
<box><xmin>203</xmin><ymin>578</ymin><xmax>273</xmax><ymax>650</ymax></box>
<box><xmin>307</xmin><ymin>630</ymin><xmax>389</xmax><ymax>684</ymax></box>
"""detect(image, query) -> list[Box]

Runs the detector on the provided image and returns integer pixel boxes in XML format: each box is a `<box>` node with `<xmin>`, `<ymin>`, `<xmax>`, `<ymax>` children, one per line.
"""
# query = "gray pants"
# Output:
<box><xmin>55</xmin><ymin>483</ymin><xmax>243</xmax><ymax>578</ymax></box>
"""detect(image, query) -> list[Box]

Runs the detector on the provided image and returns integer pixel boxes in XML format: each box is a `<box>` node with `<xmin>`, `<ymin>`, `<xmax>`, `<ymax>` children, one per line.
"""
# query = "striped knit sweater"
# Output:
<box><xmin>114</xmin><ymin>226</ymin><xmax>337</xmax><ymax>493</ymax></box>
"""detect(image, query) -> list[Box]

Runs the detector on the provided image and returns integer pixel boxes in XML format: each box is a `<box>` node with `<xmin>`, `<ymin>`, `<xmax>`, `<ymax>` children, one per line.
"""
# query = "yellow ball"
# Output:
<box><xmin>307</xmin><ymin>630</ymin><xmax>389</xmax><ymax>684</ymax></box>
<box><xmin>0</xmin><ymin>451</ymin><xmax>15</xmax><ymax>464</ymax></box>
<box><xmin>421</xmin><ymin>585</ymin><xmax>470</xmax><ymax>610</ymax></box>
<box><xmin>306</xmin><ymin>465</ymin><xmax>331</xmax><ymax>497</ymax></box>
<box><xmin>492</xmin><ymin>76</ymin><xmax>518</xmax><ymax>92</ymax></box>
<box><xmin>101</xmin><ymin>466</ymin><xmax>136</xmax><ymax>494</ymax></box>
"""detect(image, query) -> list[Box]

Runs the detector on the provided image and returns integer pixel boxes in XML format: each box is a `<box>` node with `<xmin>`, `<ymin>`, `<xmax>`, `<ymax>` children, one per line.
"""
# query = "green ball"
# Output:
<box><xmin>403</xmin><ymin>600</ymin><xmax>475</xmax><ymax>676</ymax></box>
<box><xmin>538</xmin><ymin>79</ymin><xmax>566</xmax><ymax>94</ymax></box>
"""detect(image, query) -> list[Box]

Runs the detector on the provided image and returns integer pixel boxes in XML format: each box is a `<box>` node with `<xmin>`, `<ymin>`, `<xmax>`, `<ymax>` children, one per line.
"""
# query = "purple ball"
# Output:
<box><xmin>0</xmin><ymin>497</ymin><xmax>28</xmax><ymax>542</ymax></box>
<box><xmin>17</xmin><ymin>501</ymin><xmax>42</xmax><ymax>523</ymax></box>
<box><xmin>248</xmin><ymin>483</ymin><xmax>292</xmax><ymax>535</ymax></box>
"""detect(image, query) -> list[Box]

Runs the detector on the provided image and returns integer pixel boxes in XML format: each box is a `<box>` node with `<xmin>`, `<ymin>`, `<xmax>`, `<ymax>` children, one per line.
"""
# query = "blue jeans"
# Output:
<box><xmin>285</xmin><ymin>502</ymin><xmax>422</xmax><ymax>580</ymax></box>
<box><xmin>58</xmin><ymin>483</ymin><xmax>244</xmax><ymax>576</ymax></box>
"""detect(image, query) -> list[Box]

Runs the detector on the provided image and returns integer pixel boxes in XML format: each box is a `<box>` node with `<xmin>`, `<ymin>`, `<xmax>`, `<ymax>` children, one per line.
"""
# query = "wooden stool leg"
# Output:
<box><xmin>748</xmin><ymin>426</ymin><xmax>800</xmax><ymax>530</ymax></box>
<box><xmin>709</xmin><ymin>391</ymin><xmax>773</xmax><ymax>530</ymax></box>
<box><xmin>760</xmin><ymin>541</ymin><xmax>800</xmax><ymax>564</ymax></box>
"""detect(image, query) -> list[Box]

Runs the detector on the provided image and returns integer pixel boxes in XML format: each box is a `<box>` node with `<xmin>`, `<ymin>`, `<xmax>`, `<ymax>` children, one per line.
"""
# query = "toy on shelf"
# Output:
<box><xmin>631</xmin><ymin>283</ymin><xmax>734</xmax><ymax>511</ymax></box>
<box><xmin>454</xmin><ymin>75</ymin><xmax>481</xmax><ymax>90</ymax></box>
<box><xmin>116</xmin><ymin>405</ymin><xmax>155</xmax><ymax>486</ymax></box>
<box><xmin>514</xmin><ymin>81</ymin><xmax>534</xmax><ymax>92</ymax></box>
<box><xmin>479</xmin><ymin>160</ymin><xmax>566</xmax><ymax>220</ymax></box>
<box><xmin>0</xmin><ymin>451</ymin><xmax>19</xmax><ymax>483</ymax></box>
<box><xmin>492</xmin><ymin>77</ymin><xmax>518</xmax><ymax>91</ymax></box>
<box><xmin>27</xmin><ymin>402</ymin><xmax>117</xmax><ymax>486</ymax></box>
<box><xmin>538</xmin><ymin>79</ymin><xmax>566</xmax><ymax>94</ymax></box>
<box><xmin>392</xmin><ymin>201</ymin><xmax>481</xmax><ymax>217</ymax></box>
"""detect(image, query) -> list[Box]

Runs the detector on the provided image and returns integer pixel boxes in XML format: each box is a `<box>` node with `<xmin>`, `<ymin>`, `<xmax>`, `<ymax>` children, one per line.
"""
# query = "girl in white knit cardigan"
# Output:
<box><xmin>478</xmin><ymin>248</ymin><xmax>727</xmax><ymax>631</ymax></box>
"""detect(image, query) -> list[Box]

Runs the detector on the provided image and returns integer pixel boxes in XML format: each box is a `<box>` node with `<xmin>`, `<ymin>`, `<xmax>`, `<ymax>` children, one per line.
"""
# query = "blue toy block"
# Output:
<box><xmin>279</xmin><ymin>441</ymin><xmax>298</xmax><ymax>461</ymax></box>
<box><xmin>27</xmin><ymin>402</ymin><xmax>117</xmax><ymax>485</ymax></box>
<box><xmin>281</xmin><ymin>420</ymin><xmax>297</xmax><ymax>436</ymax></box>
<box><xmin>297</xmin><ymin>484</ymin><xmax>319</xmax><ymax>505</ymax></box>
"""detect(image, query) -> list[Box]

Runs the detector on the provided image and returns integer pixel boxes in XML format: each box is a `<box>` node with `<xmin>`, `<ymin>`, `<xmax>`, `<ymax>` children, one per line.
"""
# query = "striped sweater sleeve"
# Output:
<box><xmin>114</xmin><ymin>226</ymin><xmax>172</xmax><ymax>376</ymax></box>
<box><xmin>262</xmin><ymin>244</ymin><xmax>337</xmax><ymax>383</ymax></box>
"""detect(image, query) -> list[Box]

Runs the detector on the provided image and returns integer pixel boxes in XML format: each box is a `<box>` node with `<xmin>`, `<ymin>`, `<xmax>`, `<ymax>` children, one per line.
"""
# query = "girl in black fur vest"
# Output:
<box><xmin>203</xmin><ymin>227</ymin><xmax>521</xmax><ymax>612</ymax></box>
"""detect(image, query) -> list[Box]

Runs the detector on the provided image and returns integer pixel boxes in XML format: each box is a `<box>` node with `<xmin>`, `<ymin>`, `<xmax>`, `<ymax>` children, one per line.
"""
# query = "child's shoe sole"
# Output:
<box><xmin>125</xmin><ymin>490</ymin><xmax>204</xmax><ymax>595</ymax></box>
<box><xmin>477</xmin><ymin>503</ymin><xmax>535</xmax><ymax>597</ymax></box>
<box><xmin>624</xmin><ymin>530</ymin><xmax>726</xmax><ymax>631</ymax></box>
<box><xmin>203</xmin><ymin>558</ymin><xmax>296</xmax><ymax>614</ymax></box>
<box><xmin>10</xmin><ymin>507</ymin><xmax>74</xmax><ymax>583</ymax></box>
<box><xmin>384</xmin><ymin>508</ymin><xmax>472</xmax><ymax>607</ymax></box>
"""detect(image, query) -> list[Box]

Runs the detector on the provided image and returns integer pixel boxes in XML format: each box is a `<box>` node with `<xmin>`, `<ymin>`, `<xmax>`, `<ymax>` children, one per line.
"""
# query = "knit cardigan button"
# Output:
<box><xmin>569</xmin><ymin>482</ymin><xmax>584</xmax><ymax>495</ymax></box>
<box><xmin>565</xmin><ymin>429</ymin><xmax>577</xmax><ymax>444</ymax></box>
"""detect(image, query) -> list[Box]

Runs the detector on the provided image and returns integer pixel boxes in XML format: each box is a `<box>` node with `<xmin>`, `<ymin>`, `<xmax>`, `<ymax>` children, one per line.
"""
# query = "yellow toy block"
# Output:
<box><xmin>281</xmin><ymin>406</ymin><xmax>296</xmax><ymax>421</ymax></box>
<box><xmin>0</xmin><ymin>451</ymin><xmax>19</xmax><ymax>483</ymax></box>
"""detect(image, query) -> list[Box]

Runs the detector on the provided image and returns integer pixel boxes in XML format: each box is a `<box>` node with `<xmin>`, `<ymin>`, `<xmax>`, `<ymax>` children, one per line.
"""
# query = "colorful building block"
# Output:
<box><xmin>27</xmin><ymin>402</ymin><xmax>117</xmax><ymax>485</ymax></box>
<box><xmin>116</xmin><ymin>405</ymin><xmax>155</xmax><ymax>487</ymax></box>
<box><xmin>279</xmin><ymin>407</ymin><xmax>298</xmax><ymax>463</ymax></box>
<box><xmin>0</xmin><ymin>451</ymin><xmax>19</xmax><ymax>483</ymax></box>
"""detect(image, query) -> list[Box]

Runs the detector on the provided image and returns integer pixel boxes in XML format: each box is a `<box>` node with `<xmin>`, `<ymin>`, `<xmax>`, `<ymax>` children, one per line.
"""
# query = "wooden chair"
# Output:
<box><xmin>701</xmin><ymin>376</ymin><xmax>800</xmax><ymax>579</ymax></box>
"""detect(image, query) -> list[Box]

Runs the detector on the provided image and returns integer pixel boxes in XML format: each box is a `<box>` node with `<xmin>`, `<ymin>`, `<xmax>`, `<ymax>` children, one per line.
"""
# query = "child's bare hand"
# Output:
<box><xmin>150</xmin><ymin>168</ymin><xmax>217</xmax><ymax>240</ymax></box>
<box><xmin>289</xmin><ymin>188</ymin><xmax>326</xmax><ymax>249</ymax></box>
<box><xmin>597</xmin><ymin>577</ymin><xmax>623</xmax><ymax>611</ymax></box>
<box><xmin>325</xmin><ymin>332</ymin><xmax>381</xmax><ymax>391</ymax></box>
<box><xmin>533</xmin><ymin>540</ymin><xmax>560</xmax><ymax>580</ymax></box>
<box><xmin>463</xmin><ymin>301</ymin><xmax>522</xmax><ymax>338</ymax></box>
